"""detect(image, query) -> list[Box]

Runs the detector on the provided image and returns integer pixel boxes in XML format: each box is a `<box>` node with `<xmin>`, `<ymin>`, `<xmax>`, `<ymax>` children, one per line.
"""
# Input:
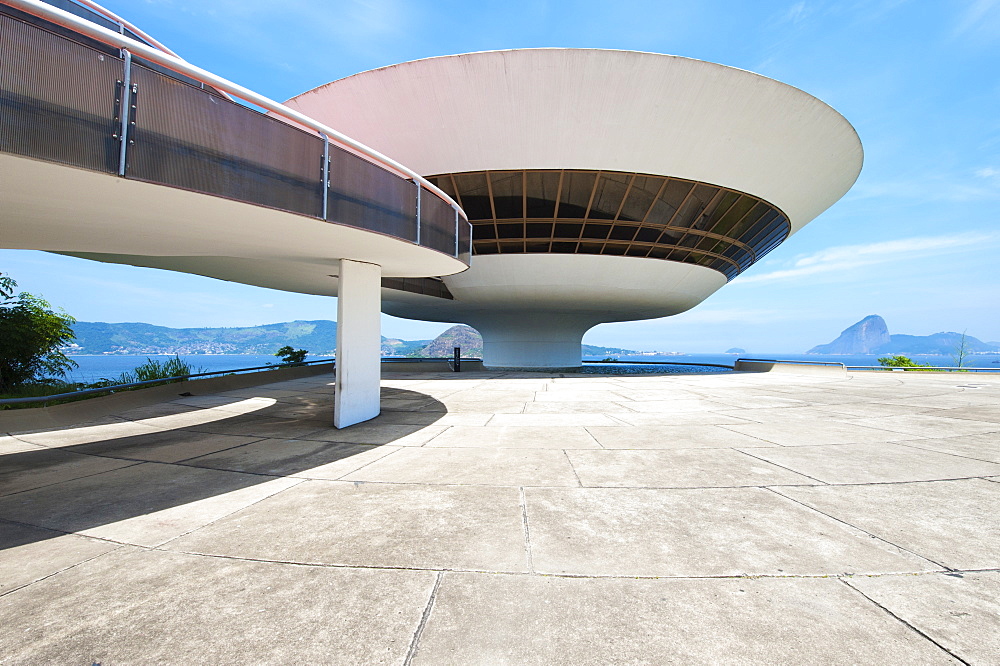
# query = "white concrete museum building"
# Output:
<box><xmin>0</xmin><ymin>0</ymin><xmax>863</xmax><ymax>424</ymax></box>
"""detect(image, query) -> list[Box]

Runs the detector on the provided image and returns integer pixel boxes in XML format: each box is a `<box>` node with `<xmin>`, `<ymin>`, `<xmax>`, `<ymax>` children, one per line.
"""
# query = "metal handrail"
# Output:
<box><xmin>3</xmin><ymin>0</ymin><xmax>468</xmax><ymax>220</ymax></box>
<box><xmin>71</xmin><ymin>0</ymin><xmax>180</xmax><ymax>58</ymax></box>
<box><xmin>0</xmin><ymin>359</ymin><xmax>336</xmax><ymax>406</ymax></box>
<box><xmin>737</xmin><ymin>357</ymin><xmax>847</xmax><ymax>368</ymax></box>
<box><xmin>584</xmin><ymin>359</ymin><xmax>735</xmax><ymax>370</ymax></box>
<box><xmin>847</xmin><ymin>366</ymin><xmax>1000</xmax><ymax>373</ymax></box>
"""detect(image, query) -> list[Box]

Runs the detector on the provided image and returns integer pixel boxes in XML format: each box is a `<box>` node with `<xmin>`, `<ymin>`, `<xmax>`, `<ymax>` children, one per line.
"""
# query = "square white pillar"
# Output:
<box><xmin>334</xmin><ymin>259</ymin><xmax>382</xmax><ymax>428</ymax></box>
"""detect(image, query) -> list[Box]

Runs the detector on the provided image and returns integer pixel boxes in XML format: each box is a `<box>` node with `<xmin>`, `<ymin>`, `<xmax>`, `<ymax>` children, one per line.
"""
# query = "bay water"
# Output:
<box><xmin>65</xmin><ymin>351</ymin><xmax>1000</xmax><ymax>383</ymax></box>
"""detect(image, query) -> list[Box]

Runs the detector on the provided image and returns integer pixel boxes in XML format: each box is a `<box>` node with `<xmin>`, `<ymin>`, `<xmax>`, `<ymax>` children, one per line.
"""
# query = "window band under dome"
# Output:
<box><xmin>426</xmin><ymin>169</ymin><xmax>792</xmax><ymax>281</ymax></box>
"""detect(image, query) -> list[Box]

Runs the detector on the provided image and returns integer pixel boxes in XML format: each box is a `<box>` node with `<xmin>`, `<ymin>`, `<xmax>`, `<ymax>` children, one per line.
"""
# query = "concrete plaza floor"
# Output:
<box><xmin>1</xmin><ymin>368</ymin><xmax>998</xmax><ymax>664</ymax></box>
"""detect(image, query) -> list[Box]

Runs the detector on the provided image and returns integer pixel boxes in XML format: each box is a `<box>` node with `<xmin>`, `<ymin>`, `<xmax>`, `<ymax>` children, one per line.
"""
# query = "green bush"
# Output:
<box><xmin>877</xmin><ymin>355</ymin><xmax>931</xmax><ymax>370</ymax></box>
<box><xmin>89</xmin><ymin>355</ymin><xmax>199</xmax><ymax>388</ymax></box>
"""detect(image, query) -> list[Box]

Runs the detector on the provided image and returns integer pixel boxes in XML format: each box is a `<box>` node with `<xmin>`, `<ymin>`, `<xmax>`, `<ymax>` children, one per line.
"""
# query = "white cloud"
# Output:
<box><xmin>734</xmin><ymin>232</ymin><xmax>1000</xmax><ymax>284</ymax></box>
<box><xmin>976</xmin><ymin>167</ymin><xmax>1000</xmax><ymax>178</ymax></box>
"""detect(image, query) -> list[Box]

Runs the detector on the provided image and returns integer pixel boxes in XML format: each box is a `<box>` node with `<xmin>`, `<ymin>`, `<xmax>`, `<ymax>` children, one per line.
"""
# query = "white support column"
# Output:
<box><xmin>334</xmin><ymin>259</ymin><xmax>382</xmax><ymax>428</ymax></box>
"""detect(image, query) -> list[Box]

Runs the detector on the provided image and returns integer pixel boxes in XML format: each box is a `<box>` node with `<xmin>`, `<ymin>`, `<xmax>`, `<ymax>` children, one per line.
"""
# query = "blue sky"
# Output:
<box><xmin>2</xmin><ymin>0</ymin><xmax>998</xmax><ymax>352</ymax></box>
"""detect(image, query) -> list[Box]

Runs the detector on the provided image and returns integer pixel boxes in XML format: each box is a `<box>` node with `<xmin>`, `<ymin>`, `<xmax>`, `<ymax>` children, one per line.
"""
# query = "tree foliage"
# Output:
<box><xmin>274</xmin><ymin>345</ymin><xmax>308</xmax><ymax>365</ymax></box>
<box><xmin>0</xmin><ymin>273</ymin><xmax>78</xmax><ymax>392</ymax></box>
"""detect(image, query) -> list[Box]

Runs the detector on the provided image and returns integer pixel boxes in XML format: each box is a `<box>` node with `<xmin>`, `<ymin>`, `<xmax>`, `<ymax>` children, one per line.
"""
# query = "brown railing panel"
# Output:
<box><xmin>0</xmin><ymin>11</ymin><xmax>120</xmax><ymax>173</ymax></box>
<box><xmin>127</xmin><ymin>64</ymin><xmax>324</xmax><ymax>217</ymax></box>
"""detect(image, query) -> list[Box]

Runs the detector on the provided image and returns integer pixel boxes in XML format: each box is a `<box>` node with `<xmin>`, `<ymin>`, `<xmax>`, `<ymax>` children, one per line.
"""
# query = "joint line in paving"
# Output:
<box><xmin>403</xmin><ymin>570</ymin><xmax>442</xmax><ymax>666</ymax></box>
<box><xmin>152</xmin><ymin>477</ymin><xmax>308</xmax><ymax>550</ymax></box>
<box><xmin>519</xmin><ymin>486</ymin><xmax>535</xmax><ymax>573</ymax></box>
<box><xmin>763</xmin><ymin>486</ymin><xmax>954</xmax><ymax>571</ymax></box>
<box><xmin>839</xmin><ymin>578</ymin><xmax>972</xmax><ymax>665</ymax></box>
<box><xmin>735</xmin><ymin>448</ymin><xmax>829</xmax><ymax>485</ymax></box>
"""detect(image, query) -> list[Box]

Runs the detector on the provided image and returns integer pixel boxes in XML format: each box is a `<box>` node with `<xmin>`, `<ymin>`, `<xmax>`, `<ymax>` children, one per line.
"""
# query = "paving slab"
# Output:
<box><xmin>524</xmin><ymin>487</ymin><xmax>936</xmax><ymax>576</ymax></box>
<box><xmin>608</xmin><ymin>411</ymin><xmax>754</xmax><ymax>425</ymax></box>
<box><xmin>164</xmin><ymin>481</ymin><xmax>528</xmax><ymax>572</ymax></box>
<box><xmin>296</xmin><ymin>423</ymin><xmax>448</xmax><ymax>446</ymax></box>
<box><xmin>775</xmin><ymin>479</ymin><xmax>1000</xmax><ymax>570</ymax></box>
<box><xmin>522</xmin><ymin>400</ymin><xmax>636</xmax><ymax>413</ymax></box>
<box><xmin>0</xmin><ymin>547</ymin><xmax>435</xmax><ymax>664</ymax></box>
<box><xmin>0</xmin><ymin>448</ymin><xmax>138</xmax><ymax>497</ymax></box>
<box><xmin>0</xmin><ymin>462</ymin><xmax>301</xmax><ymax>547</ymax></box>
<box><xmin>848</xmin><ymin>414</ymin><xmax>1000</xmax><ymax>438</ymax></box>
<box><xmin>722</xmin><ymin>420</ymin><xmax>916</xmax><ymax>446</ymax></box>
<box><xmin>0</xmin><ymin>435</ymin><xmax>43</xmax><ymax>455</ymax></box>
<box><xmin>185</xmin><ymin>438</ymin><xmax>400</xmax><ymax>479</ymax></box>
<box><xmin>566</xmin><ymin>448</ymin><xmax>816</xmax><ymax>487</ymax></box>
<box><xmin>741</xmin><ymin>442</ymin><xmax>1000</xmax><ymax>484</ymax></box>
<box><xmin>896</xmin><ymin>433</ymin><xmax>1000</xmax><ymax>464</ymax></box>
<box><xmin>66</xmin><ymin>430</ymin><xmax>264</xmax><ymax>463</ymax></box>
<box><xmin>412</xmin><ymin>573</ymin><xmax>956</xmax><ymax>665</ymax></box>
<box><xmin>847</xmin><ymin>571</ymin><xmax>1000</xmax><ymax>665</ymax></box>
<box><xmin>343</xmin><ymin>447</ymin><xmax>581</xmax><ymax>486</ymax></box>
<box><xmin>586</xmin><ymin>424</ymin><xmax>770</xmax><ymax>448</ymax></box>
<box><xmin>12</xmin><ymin>419</ymin><xmax>167</xmax><ymax>448</ymax></box>
<box><xmin>424</xmin><ymin>425</ymin><xmax>600</xmax><ymax>449</ymax></box>
<box><xmin>0</xmin><ymin>520</ymin><xmax>120</xmax><ymax>595</ymax></box>
<box><xmin>486</xmin><ymin>413</ymin><xmax>622</xmax><ymax>427</ymax></box>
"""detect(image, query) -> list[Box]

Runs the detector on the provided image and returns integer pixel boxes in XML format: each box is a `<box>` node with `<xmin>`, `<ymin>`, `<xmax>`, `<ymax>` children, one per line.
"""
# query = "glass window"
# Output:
<box><xmin>588</xmin><ymin>173</ymin><xmax>630</xmax><ymax>220</ymax></box>
<box><xmin>490</xmin><ymin>171</ymin><xmax>523</xmax><ymax>219</ymax></box>
<box><xmin>551</xmin><ymin>241</ymin><xmax>578</xmax><ymax>253</ymax></box>
<box><xmin>608</xmin><ymin>225</ymin><xmax>639</xmax><ymax>241</ymax></box>
<box><xmin>556</xmin><ymin>171</ymin><xmax>596</xmax><ymax>218</ymax></box>
<box><xmin>472</xmin><ymin>223</ymin><xmax>496</xmax><ymax>240</ymax></box>
<box><xmin>581</xmin><ymin>224</ymin><xmax>611</xmax><ymax>239</ymax></box>
<box><xmin>526</xmin><ymin>222</ymin><xmax>553</xmax><ymax>239</ymax></box>
<box><xmin>496</xmin><ymin>222</ymin><xmax>524</xmax><ymax>239</ymax></box>
<box><xmin>618</xmin><ymin>176</ymin><xmax>660</xmax><ymax>222</ymax></box>
<box><xmin>452</xmin><ymin>172</ymin><xmax>492</xmax><ymax>220</ymax></box>
<box><xmin>525</xmin><ymin>171</ymin><xmax>560</xmax><ymax>217</ymax></box>
<box><xmin>554</xmin><ymin>222</ymin><xmax>582</xmax><ymax>239</ymax></box>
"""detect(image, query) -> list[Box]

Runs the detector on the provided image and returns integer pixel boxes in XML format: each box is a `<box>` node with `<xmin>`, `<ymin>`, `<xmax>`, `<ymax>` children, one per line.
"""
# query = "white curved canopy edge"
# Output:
<box><xmin>287</xmin><ymin>48</ymin><xmax>864</xmax><ymax>234</ymax></box>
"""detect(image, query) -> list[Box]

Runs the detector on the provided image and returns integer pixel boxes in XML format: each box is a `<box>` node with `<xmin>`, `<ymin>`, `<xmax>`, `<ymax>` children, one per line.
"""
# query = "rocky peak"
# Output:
<box><xmin>808</xmin><ymin>315</ymin><xmax>891</xmax><ymax>354</ymax></box>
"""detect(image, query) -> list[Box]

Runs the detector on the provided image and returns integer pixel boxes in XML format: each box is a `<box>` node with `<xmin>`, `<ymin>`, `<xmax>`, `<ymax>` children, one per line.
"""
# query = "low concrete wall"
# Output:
<box><xmin>734</xmin><ymin>360</ymin><xmax>847</xmax><ymax>376</ymax></box>
<box><xmin>0</xmin><ymin>363</ymin><xmax>335</xmax><ymax>433</ymax></box>
<box><xmin>381</xmin><ymin>360</ymin><xmax>484</xmax><ymax>373</ymax></box>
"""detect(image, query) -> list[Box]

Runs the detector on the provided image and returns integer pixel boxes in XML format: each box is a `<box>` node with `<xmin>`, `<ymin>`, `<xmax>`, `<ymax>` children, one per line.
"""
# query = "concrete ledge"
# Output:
<box><xmin>382</xmin><ymin>360</ymin><xmax>484</xmax><ymax>373</ymax></box>
<box><xmin>734</xmin><ymin>360</ymin><xmax>847</xmax><ymax>375</ymax></box>
<box><xmin>0</xmin><ymin>363</ymin><xmax>335</xmax><ymax>433</ymax></box>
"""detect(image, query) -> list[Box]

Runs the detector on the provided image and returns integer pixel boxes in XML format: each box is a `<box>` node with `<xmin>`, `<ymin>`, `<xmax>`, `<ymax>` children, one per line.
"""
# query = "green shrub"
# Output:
<box><xmin>877</xmin><ymin>355</ymin><xmax>932</xmax><ymax>370</ymax></box>
<box><xmin>89</xmin><ymin>355</ymin><xmax>199</xmax><ymax>388</ymax></box>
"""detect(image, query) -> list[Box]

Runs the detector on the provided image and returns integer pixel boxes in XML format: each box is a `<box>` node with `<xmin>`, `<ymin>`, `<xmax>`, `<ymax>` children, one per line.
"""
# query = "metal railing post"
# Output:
<box><xmin>117</xmin><ymin>48</ymin><xmax>132</xmax><ymax>176</ymax></box>
<box><xmin>454</xmin><ymin>205</ymin><xmax>460</xmax><ymax>257</ymax></box>
<box><xmin>320</xmin><ymin>132</ymin><xmax>330</xmax><ymax>220</ymax></box>
<box><xmin>468</xmin><ymin>221</ymin><xmax>473</xmax><ymax>258</ymax></box>
<box><xmin>415</xmin><ymin>183</ymin><xmax>422</xmax><ymax>245</ymax></box>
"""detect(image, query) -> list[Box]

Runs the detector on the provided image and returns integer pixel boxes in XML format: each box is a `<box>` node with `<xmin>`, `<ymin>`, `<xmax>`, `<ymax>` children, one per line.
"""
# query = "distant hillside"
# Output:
<box><xmin>581</xmin><ymin>344</ymin><xmax>640</xmax><ymax>356</ymax></box>
<box><xmin>808</xmin><ymin>316</ymin><xmax>1000</xmax><ymax>355</ymax></box>
<box><xmin>67</xmin><ymin>320</ymin><xmax>427</xmax><ymax>357</ymax></box>
<box><xmin>66</xmin><ymin>320</ymin><xmax>645</xmax><ymax>358</ymax></box>
<box><xmin>412</xmin><ymin>325</ymin><xmax>483</xmax><ymax>357</ymax></box>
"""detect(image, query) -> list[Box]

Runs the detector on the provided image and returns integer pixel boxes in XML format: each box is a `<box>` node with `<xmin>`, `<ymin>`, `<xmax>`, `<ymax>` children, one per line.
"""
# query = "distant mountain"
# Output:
<box><xmin>66</xmin><ymin>320</ymin><xmax>646</xmax><ymax>359</ymax></box>
<box><xmin>808</xmin><ymin>315</ymin><xmax>891</xmax><ymax>354</ymax></box>
<box><xmin>875</xmin><ymin>332</ymin><xmax>999</xmax><ymax>355</ymax></box>
<box><xmin>581</xmin><ymin>344</ymin><xmax>640</xmax><ymax>356</ymax></box>
<box><xmin>412</xmin><ymin>325</ymin><xmax>483</xmax><ymax>357</ymax></box>
<box><xmin>808</xmin><ymin>316</ymin><xmax>1000</xmax><ymax>355</ymax></box>
<box><xmin>68</xmin><ymin>320</ymin><xmax>426</xmax><ymax>357</ymax></box>
<box><xmin>725</xmin><ymin>348</ymin><xmax>746</xmax><ymax>354</ymax></box>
